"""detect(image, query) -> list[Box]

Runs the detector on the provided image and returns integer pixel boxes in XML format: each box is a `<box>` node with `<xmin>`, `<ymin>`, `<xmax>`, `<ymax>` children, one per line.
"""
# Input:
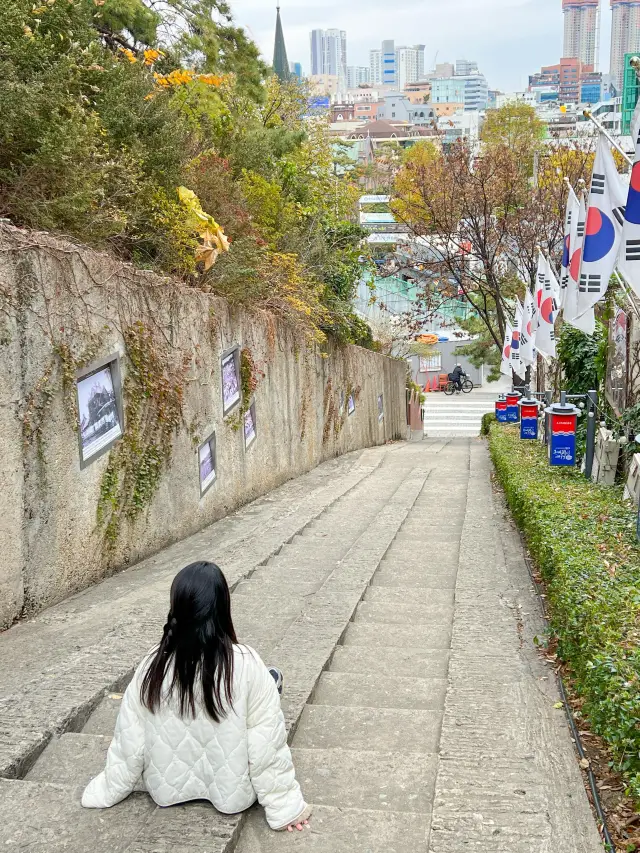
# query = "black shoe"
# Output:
<box><xmin>268</xmin><ymin>667</ymin><xmax>283</xmax><ymax>695</ymax></box>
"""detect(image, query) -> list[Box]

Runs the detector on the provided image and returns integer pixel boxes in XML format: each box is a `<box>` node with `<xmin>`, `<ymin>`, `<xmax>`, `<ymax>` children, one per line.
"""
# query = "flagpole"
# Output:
<box><xmin>582</xmin><ymin>110</ymin><xmax>633</xmax><ymax>166</ymax></box>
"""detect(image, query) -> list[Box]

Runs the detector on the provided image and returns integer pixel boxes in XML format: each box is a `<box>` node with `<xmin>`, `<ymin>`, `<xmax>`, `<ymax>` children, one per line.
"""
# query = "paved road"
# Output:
<box><xmin>0</xmin><ymin>439</ymin><xmax>602</xmax><ymax>852</ymax></box>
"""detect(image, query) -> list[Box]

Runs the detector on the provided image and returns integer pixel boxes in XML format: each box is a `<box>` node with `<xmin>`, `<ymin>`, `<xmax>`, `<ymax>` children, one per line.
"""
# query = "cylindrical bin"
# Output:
<box><xmin>495</xmin><ymin>395</ymin><xmax>507</xmax><ymax>423</ymax></box>
<box><xmin>544</xmin><ymin>402</ymin><xmax>581</xmax><ymax>466</ymax></box>
<box><xmin>518</xmin><ymin>397</ymin><xmax>539</xmax><ymax>440</ymax></box>
<box><xmin>506</xmin><ymin>391</ymin><xmax>522</xmax><ymax>423</ymax></box>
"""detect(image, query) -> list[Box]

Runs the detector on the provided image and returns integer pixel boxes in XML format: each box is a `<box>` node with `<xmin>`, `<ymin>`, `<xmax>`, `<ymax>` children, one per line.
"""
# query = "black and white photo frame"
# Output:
<box><xmin>76</xmin><ymin>352</ymin><xmax>124</xmax><ymax>469</ymax></box>
<box><xmin>198</xmin><ymin>431</ymin><xmax>217</xmax><ymax>496</ymax></box>
<box><xmin>221</xmin><ymin>345</ymin><xmax>241</xmax><ymax>415</ymax></box>
<box><xmin>243</xmin><ymin>401</ymin><xmax>257</xmax><ymax>450</ymax></box>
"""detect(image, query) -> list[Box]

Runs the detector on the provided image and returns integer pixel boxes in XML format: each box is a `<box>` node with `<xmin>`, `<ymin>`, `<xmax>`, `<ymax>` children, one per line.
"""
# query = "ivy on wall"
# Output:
<box><xmin>97</xmin><ymin>321</ymin><xmax>188</xmax><ymax>551</ymax></box>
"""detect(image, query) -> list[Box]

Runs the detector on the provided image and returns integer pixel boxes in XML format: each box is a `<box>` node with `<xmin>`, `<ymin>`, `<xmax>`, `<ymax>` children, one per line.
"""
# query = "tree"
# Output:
<box><xmin>481</xmin><ymin>102</ymin><xmax>545</xmax><ymax>151</ymax></box>
<box><xmin>392</xmin><ymin>110</ymin><xmax>593</xmax><ymax>374</ymax></box>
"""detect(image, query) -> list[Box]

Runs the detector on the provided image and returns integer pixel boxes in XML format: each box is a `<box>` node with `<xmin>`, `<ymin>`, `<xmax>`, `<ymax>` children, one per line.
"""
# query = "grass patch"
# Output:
<box><xmin>489</xmin><ymin>424</ymin><xmax>640</xmax><ymax>800</ymax></box>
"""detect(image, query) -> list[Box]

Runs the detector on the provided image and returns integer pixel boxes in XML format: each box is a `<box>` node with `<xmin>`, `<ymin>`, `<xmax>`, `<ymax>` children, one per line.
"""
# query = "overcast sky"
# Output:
<box><xmin>229</xmin><ymin>0</ymin><xmax>613</xmax><ymax>93</ymax></box>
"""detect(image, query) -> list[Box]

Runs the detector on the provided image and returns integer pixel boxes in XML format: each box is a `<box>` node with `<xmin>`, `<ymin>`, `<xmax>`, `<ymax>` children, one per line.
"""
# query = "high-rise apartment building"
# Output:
<box><xmin>310</xmin><ymin>30</ymin><xmax>324</xmax><ymax>76</ymax></box>
<box><xmin>369</xmin><ymin>41</ymin><xmax>425</xmax><ymax>89</ymax></box>
<box><xmin>369</xmin><ymin>49</ymin><xmax>382</xmax><ymax>85</ymax></box>
<box><xmin>562</xmin><ymin>0</ymin><xmax>601</xmax><ymax>68</ymax></box>
<box><xmin>455</xmin><ymin>59</ymin><xmax>478</xmax><ymax>76</ymax></box>
<box><xmin>382</xmin><ymin>39</ymin><xmax>397</xmax><ymax>86</ymax></box>
<box><xmin>309</xmin><ymin>29</ymin><xmax>347</xmax><ymax>83</ymax></box>
<box><xmin>610</xmin><ymin>0</ymin><xmax>640</xmax><ymax>90</ymax></box>
<box><xmin>347</xmin><ymin>65</ymin><xmax>370</xmax><ymax>88</ymax></box>
<box><xmin>396</xmin><ymin>45</ymin><xmax>426</xmax><ymax>89</ymax></box>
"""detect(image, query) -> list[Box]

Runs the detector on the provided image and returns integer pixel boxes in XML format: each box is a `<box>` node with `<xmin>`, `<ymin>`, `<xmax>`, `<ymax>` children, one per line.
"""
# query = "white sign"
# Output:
<box><xmin>359</xmin><ymin>195</ymin><xmax>391</xmax><ymax>204</ymax></box>
<box><xmin>367</xmin><ymin>233</ymin><xmax>410</xmax><ymax>244</ymax></box>
<box><xmin>360</xmin><ymin>212</ymin><xmax>396</xmax><ymax>224</ymax></box>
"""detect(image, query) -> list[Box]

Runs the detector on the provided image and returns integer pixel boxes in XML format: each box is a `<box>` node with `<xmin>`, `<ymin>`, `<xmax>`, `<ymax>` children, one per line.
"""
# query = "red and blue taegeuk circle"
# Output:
<box><xmin>570</xmin><ymin>248</ymin><xmax>581</xmax><ymax>282</ymax></box>
<box><xmin>526</xmin><ymin>320</ymin><xmax>533</xmax><ymax>335</ymax></box>
<box><xmin>562</xmin><ymin>234</ymin><xmax>570</xmax><ymax>268</ymax></box>
<box><xmin>582</xmin><ymin>207</ymin><xmax>616</xmax><ymax>263</ymax></box>
<box><xmin>511</xmin><ymin>330</ymin><xmax>520</xmax><ymax>351</ymax></box>
<box><xmin>626</xmin><ymin>162</ymin><xmax>640</xmax><ymax>225</ymax></box>
<box><xmin>540</xmin><ymin>296</ymin><xmax>554</xmax><ymax>325</ymax></box>
<box><xmin>504</xmin><ymin>344</ymin><xmax>511</xmax><ymax>359</ymax></box>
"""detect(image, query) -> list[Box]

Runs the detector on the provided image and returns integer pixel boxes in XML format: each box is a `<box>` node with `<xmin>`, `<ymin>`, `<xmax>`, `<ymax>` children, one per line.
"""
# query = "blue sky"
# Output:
<box><xmin>229</xmin><ymin>0</ymin><xmax>613</xmax><ymax>92</ymax></box>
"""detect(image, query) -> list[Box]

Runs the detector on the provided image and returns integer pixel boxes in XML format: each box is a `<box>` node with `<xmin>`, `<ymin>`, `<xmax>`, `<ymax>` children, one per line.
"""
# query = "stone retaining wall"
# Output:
<box><xmin>0</xmin><ymin>226</ymin><xmax>406</xmax><ymax>627</ymax></box>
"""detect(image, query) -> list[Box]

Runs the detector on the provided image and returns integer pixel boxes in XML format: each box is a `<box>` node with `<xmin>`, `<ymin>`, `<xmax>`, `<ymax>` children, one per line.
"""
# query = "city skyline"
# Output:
<box><xmin>228</xmin><ymin>0</ymin><xmax>615</xmax><ymax>92</ymax></box>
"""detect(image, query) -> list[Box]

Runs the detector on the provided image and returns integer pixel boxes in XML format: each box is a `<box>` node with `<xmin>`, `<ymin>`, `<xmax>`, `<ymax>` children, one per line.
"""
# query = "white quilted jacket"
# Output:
<box><xmin>82</xmin><ymin>645</ymin><xmax>308</xmax><ymax>830</ymax></box>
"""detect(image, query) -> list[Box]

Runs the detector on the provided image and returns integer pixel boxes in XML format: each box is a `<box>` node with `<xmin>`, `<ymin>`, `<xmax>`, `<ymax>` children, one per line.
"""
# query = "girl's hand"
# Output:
<box><xmin>286</xmin><ymin>819</ymin><xmax>310</xmax><ymax>832</ymax></box>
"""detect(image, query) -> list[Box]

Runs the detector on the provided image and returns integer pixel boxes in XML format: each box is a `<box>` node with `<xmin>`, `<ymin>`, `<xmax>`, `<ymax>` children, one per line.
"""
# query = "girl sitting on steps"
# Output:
<box><xmin>82</xmin><ymin>561</ymin><xmax>311</xmax><ymax>833</ymax></box>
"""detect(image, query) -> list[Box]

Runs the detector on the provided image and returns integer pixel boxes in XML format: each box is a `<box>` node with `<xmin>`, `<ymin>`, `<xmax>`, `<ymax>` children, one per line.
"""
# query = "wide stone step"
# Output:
<box><xmin>354</xmin><ymin>600</ymin><xmax>454</xmax><ymax>625</ymax></box>
<box><xmin>392</xmin><ymin>534</ymin><xmax>461</xmax><ymax>553</ymax></box>
<box><xmin>385</xmin><ymin>542</ymin><xmax>460</xmax><ymax>566</ymax></box>
<box><xmin>372</xmin><ymin>566</ymin><xmax>458</xmax><ymax>589</ymax></box>
<box><xmin>291</xmin><ymin>748</ymin><xmax>437</xmax><ymax>812</ymax></box>
<box><xmin>312</xmin><ymin>671</ymin><xmax>447</xmax><ymax>710</ymax></box>
<box><xmin>82</xmin><ymin>693</ymin><xmax>123</xmax><ymax>736</ymax></box>
<box><xmin>341</xmin><ymin>621</ymin><xmax>451</xmax><ymax>649</ymax></box>
<box><xmin>235</xmin><ymin>804</ymin><xmax>429</xmax><ymax>853</ymax></box>
<box><xmin>425</xmin><ymin>429</ymin><xmax>480</xmax><ymax>437</ymax></box>
<box><xmin>291</xmin><ymin>705</ymin><xmax>442</xmax><ymax>753</ymax></box>
<box><xmin>329</xmin><ymin>644</ymin><xmax>450</xmax><ymax>679</ymax></box>
<box><xmin>237</xmin><ymin>564</ymin><xmax>327</xmax><ymax>588</ymax></box>
<box><xmin>363</xmin><ymin>585</ymin><xmax>455</xmax><ymax>607</ymax></box>
<box><xmin>26</xmin><ymin>732</ymin><xmax>110</xmax><ymax>788</ymax></box>
<box><xmin>233</xmin><ymin>576</ymin><xmax>323</xmax><ymax>597</ymax></box>
<box><xmin>0</xmin><ymin>778</ymin><xmax>153</xmax><ymax>853</ymax></box>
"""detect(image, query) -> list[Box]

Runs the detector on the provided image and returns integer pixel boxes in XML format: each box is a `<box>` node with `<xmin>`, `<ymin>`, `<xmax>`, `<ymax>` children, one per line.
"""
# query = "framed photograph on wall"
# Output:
<box><xmin>348</xmin><ymin>394</ymin><xmax>355</xmax><ymax>416</ymax></box>
<box><xmin>198</xmin><ymin>432</ymin><xmax>217</xmax><ymax>496</ymax></box>
<box><xmin>244</xmin><ymin>402</ymin><xmax>257</xmax><ymax>450</ymax></box>
<box><xmin>221</xmin><ymin>346</ymin><xmax>241</xmax><ymax>414</ymax></box>
<box><xmin>378</xmin><ymin>394</ymin><xmax>384</xmax><ymax>422</ymax></box>
<box><xmin>76</xmin><ymin>353</ymin><xmax>124</xmax><ymax>469</ymax></box>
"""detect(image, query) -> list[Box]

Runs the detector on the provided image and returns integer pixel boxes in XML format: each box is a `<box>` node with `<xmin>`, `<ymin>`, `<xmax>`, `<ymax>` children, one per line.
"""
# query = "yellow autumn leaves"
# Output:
<box><xmin>177</xmin><ymin>187</ymin><xmax>230</xmax><ymax>271</ymax></box>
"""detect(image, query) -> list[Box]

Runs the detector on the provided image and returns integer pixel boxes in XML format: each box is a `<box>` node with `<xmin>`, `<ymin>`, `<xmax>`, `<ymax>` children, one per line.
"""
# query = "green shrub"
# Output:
<box><xmin>489</xmin><ymin>424</ymin><xmax>640</xmax><ymax>799</ymax></box>
<box><xmin>480</xmin><ymin>412</ymin><xmax>496</xmax><ymax>436</ymax></box>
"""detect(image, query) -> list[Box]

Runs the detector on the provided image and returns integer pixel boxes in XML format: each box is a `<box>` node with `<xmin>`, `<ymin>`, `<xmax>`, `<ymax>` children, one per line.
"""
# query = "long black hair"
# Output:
<box><xmin>141</xmin><ymin>562</ymin><xmax>237</xmax><ymax>722</ymax></box>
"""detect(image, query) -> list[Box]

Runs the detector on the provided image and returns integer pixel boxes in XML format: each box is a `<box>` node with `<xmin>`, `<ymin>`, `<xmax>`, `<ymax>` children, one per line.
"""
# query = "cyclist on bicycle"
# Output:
<box><xmin>448</xmin><ymin>364</ymin><xmax>465</xmax><ymax>393</ymax></box>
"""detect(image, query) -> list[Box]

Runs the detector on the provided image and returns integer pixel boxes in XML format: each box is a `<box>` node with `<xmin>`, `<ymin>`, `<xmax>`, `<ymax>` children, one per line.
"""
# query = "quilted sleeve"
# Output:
<box><xmin>81</xmin><ymin>678</ymin><xmax>145</xmax><ymax>809</ymax></box>
<box><xmin>246</xmin><ymin>658</ymin><xmax>308</xmax><ymax>831</ymax></box>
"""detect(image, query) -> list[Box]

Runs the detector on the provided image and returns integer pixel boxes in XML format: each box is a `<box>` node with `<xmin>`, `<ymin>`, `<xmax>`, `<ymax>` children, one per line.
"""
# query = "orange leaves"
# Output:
<box><xmin>143</xmin><ymin>49</ymin><xmax>163</xmax><ymax>66</ymax></box>
<box><xmin>152</xmin><ymin>70</ymin><xmax>225</xmax><ymax>89</ymax></box>
<box><xmin>118</xmin><ymin>47</ymin><xmax>137</xmax><ymax>64</ymax></box>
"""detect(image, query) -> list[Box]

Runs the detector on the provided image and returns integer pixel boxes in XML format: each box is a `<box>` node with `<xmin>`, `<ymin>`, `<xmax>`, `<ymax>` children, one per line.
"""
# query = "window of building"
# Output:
<box><xmin>392</xmin><ymin>112</ymin><xmax>395</xmax><ymax>117</ymax></box>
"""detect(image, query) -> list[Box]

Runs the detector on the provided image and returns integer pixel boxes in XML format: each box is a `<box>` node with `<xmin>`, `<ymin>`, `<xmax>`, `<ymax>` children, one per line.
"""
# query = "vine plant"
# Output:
<box><xmin>97</xmin><ymin>321</ymin><xmax>189</xmax><ymax>552</ymax></box>
<box><xmin>225</xmin><ymin>347</ymin><xmax>264</xmax><ymax>431</ymax></box>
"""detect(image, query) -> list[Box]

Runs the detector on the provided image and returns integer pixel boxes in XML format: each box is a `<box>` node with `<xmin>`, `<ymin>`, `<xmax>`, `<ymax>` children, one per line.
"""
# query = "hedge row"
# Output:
<box><xmin>488</xmin><ymin>424</ymin><xmax>640</xmax><ymax>798</ymax></box>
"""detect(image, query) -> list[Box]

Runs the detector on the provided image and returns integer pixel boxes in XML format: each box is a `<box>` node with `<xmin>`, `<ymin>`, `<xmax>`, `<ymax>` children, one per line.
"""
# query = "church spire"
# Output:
<box><xmin>272</xmin><ymin>6</ymin><xmax>290</xmax><ymax>82</ymax></box>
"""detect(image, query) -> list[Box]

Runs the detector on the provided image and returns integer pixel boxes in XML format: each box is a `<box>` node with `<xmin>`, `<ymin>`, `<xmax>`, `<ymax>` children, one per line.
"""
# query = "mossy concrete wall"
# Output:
<box><xmin>0</xmin><ymin>226</ymin><xmax>406</xmax><ymax>628</ymax></box>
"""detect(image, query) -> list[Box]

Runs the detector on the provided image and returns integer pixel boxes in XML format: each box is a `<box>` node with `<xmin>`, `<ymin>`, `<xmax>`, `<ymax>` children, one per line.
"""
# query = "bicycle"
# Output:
<box><xmin>444</xmin><ymin>377</ymin><xmax>474</xmax><ymax>395</ymax></box>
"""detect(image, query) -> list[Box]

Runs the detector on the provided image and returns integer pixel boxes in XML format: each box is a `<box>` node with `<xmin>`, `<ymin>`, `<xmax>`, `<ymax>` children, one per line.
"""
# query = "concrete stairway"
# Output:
<box><xmin>422</xmin><ymin>392</ymin><xmax>496</xmax><ymax>438</ymax></box>
<box><xmin>235</xmin><ymin>446</ymin><xmax>469</xmax><ymax>852</ymax></box>
<box><xmin>0</xmin><ymin>440</ymin><xmax>604</xmax><ymax>853</ymax></box>
<box><xmin>0</xmin><ymin>444</ymin><xmax>436</xmax><ymax>852</ymax></box>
